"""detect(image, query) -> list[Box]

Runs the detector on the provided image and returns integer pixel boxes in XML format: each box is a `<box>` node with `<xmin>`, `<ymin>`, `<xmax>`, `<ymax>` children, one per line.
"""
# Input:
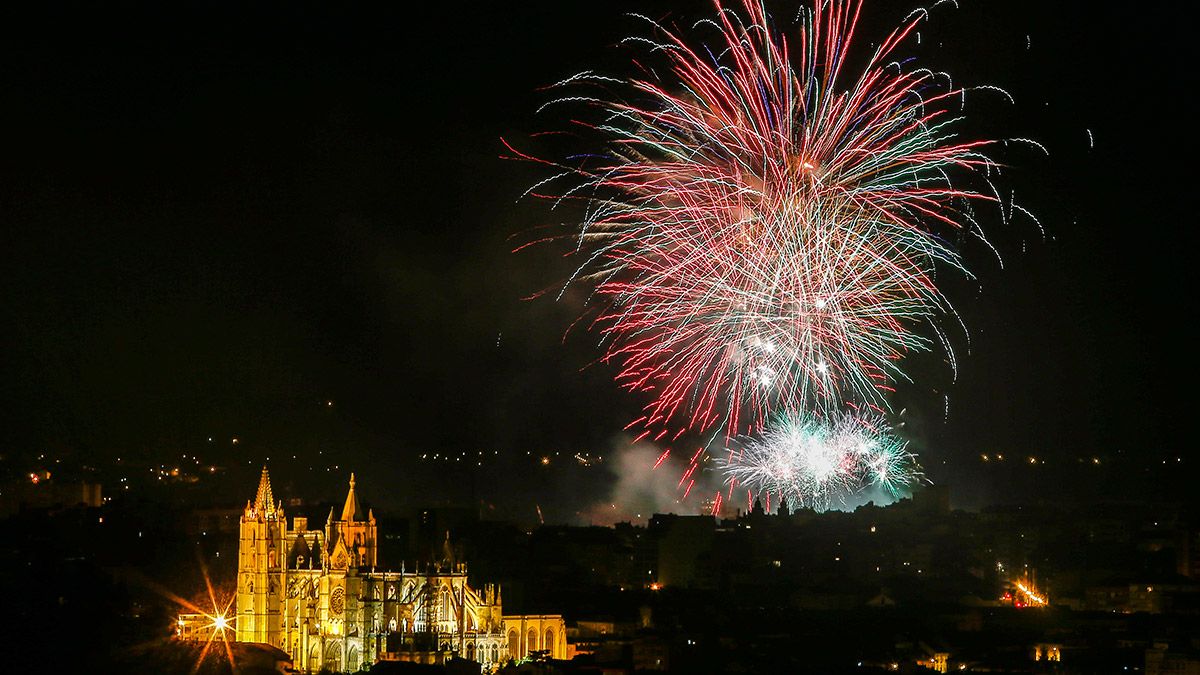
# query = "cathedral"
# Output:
<box><xmin>213</xmin><ymin>467</ymin><xmax>564</xmax><ymax>672</ymax></box>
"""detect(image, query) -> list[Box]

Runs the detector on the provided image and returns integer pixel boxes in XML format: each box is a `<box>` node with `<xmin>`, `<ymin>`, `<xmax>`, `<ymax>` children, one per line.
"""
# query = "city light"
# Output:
<box><xmin>1014</xmin><ymin>579</ymin><xmax>1048</xmax><ymax>607</ymax></box>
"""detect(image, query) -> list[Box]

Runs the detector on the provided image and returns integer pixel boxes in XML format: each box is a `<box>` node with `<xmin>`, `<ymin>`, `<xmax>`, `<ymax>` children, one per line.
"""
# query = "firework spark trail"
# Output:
<box><xmin>720</xmin><ymin>411</ymin><xmax>923</xmax><ymax>511</ymax></box>
<box><xmin>512</xmin><ymin>0</ymin><xmax>1024</xmax><ymax>442</ymax></box>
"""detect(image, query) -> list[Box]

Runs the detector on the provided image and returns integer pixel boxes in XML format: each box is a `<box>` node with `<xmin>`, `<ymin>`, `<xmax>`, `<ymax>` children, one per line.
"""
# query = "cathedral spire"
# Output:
<box><xmin>253</xmin><ymin>466</ymin><xmax>276</xmax><ymax>516</ymax></box>
<box><xmin>340</xmin><ymin>472</ymin><xmax>364</xmax><ymax>522</ymax></box>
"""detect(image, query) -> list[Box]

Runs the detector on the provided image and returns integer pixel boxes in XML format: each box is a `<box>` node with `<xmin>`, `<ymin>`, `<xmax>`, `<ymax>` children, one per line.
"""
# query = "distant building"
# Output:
<box><xmin>0</xmin><ymin>474</ymin><xmax>101</xmax><ymax>516</ymax></box>
<box><xmin>226</xmin><ymin>468</ymin><xmax>563</xmax><ymax>672</ymax></box>
<box><xmin>1179</xmin><ymin>521</ymin><xmax>1200</xmax><ymax>579</ymax></box>
<box><xmin>1033</xmin><ymin>643</ymin><xmax>1062</xmax><ymax>663</ymax></box>
<box><xmin>1145</xmin><ymin>642</ymin><xmax>1200</xmax><ymax>675</ymax></box>
<box><xmin>650</xmin><ymin>514</ymin><xmax>716</xmax><ymax>589</ymax></box>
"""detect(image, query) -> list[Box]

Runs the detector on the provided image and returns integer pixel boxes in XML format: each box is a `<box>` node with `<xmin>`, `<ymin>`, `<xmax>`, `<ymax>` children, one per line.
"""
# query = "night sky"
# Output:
<box><xmin>1</xmin><ymin>1</ymin><xmax>1190</xmax><ymax>519</ymax></box>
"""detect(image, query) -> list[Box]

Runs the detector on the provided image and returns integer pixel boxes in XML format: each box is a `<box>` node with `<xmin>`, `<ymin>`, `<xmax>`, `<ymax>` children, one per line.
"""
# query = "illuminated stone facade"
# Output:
<box><xmin>235</xmin><ymin>468</ymin><xmax>564</xmax><ymax>672</ymax></box>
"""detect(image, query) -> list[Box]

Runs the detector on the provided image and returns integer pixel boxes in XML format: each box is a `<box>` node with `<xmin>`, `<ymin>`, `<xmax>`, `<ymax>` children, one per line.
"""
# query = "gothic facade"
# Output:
<box><xmin>232</xmin><ymin>468</ymin><xmax>564</xmax><ymax>672</ymax></box>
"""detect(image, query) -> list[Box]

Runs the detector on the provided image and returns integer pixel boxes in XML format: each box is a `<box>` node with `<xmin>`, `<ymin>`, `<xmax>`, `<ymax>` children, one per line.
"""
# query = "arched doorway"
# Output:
<box><xmin>347</xmin><ymin>645</ymin><xmax>359</xmax><ymax>672</ymax></box>
<box><xmin>324</xmin><ymin>642</ymin><xmax>342</xmax><ymax>672</ymax></box>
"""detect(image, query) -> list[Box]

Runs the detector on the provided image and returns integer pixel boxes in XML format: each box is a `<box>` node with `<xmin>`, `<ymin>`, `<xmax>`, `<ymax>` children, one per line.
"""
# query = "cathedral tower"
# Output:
<box><xmin>326</xmin><ymin>473</ymin><xmax>377</xmax><ymax>569</ymax></box>
<box><xmin>236</xmin><ymin>466</ymin><xmax>285</xmax><ymax>646</ymax></box>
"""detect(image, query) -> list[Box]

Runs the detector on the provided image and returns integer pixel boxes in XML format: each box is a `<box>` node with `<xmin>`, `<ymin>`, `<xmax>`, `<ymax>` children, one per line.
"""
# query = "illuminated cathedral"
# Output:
<box><xmin>220</xmin><ymin>467</ymin><xmax>564</xmax><ymax>672</ymax></box>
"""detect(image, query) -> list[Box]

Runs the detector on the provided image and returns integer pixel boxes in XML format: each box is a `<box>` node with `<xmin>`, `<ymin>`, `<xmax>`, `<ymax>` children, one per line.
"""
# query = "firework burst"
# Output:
<box><xmin>513</xmin><ymin>0</ymin><xmax>1019</xmax><ymax>440</ymax></box>
<box><xmin>721</xmin><ymin>411</ymin><xmax>922</xmax><ymax>511</ymax></box>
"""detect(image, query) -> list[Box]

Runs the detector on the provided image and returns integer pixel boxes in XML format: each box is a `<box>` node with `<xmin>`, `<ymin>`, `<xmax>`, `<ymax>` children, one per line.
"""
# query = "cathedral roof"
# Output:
<box><xmin>288</xmin><ymin>530</ymin><xmax>311</xmax><ymax>567</ymax></box>
<box><xmin>340</xmin><ymin>472</ymin><xmax>365</xmax><ymax>522</ymax></box>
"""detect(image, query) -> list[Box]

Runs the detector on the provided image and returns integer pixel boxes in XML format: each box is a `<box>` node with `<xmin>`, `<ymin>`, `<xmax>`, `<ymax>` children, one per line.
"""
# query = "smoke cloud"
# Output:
<box><xmin>580</xmin><ymin>435</ymin><xmax>721</xmax><ymax>526</ymax></box>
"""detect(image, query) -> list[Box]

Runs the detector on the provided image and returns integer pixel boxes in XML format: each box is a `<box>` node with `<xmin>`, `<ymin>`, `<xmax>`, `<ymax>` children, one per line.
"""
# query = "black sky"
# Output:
<box><xmin>1</xmin><ymin>1</ymin><xmax>1191</xmax><ymax>517</ymax></box>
